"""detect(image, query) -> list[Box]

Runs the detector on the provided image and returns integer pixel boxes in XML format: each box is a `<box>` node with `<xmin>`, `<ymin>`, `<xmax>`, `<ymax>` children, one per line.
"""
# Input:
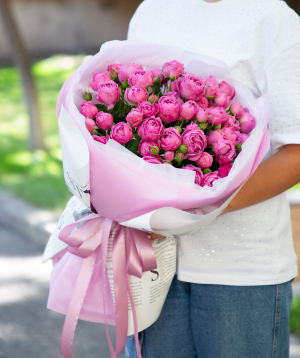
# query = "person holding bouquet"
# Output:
<box><xmin>126</xmin><ymin>0</ymin><xmax>300</xmax><ymax>357</ymax></box>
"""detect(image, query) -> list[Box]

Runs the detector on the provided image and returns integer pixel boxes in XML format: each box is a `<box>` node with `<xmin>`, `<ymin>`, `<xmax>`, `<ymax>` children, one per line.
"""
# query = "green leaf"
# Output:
<box><xmin>95</xmin><ymin>104</ymin><xmax>107</xmax><ymax>112</ymax></box>
<box><xmin>125</xmin><ymin>138</ymin><xmax>141</xmax><ymax>155</ymax></box>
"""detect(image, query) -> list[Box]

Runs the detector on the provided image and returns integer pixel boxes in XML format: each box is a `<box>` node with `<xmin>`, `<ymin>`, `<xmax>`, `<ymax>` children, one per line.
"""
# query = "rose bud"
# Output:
<box><xmin>107</xmin><ymin>64</ymin><xmax>122</xmax><ymax>80</ymax></box>
<box><xmin>83</xmin><ymin>91</ymin><xmax>92</xmax><ymax>101</ymax></box>
<box><xmin>92</xmin><ymin>135</ymin><xmax>108</xmax><ymax>145</ymax></box>
<box><xmin>199</xmin><ymin>121</ymin><xmax>208</xmax><ymax>130</ymax></box>
<box><xmin>126</xmin><ymin>109</ymin><xmax>144</xmax><ymax>127</ymax></box>
<box><xmin>219</xmin><ymin>81</ymin><xmax>235</xmax><ymax>100</ymax></box>
<box><xmin>214</xmin><ymin>92</ymin><xmax>231</xmax><ymax>109</ymax></box>
<box><xmin>171</xmin><ymin>79</ymin><xmax>180</xmax><ymax>93</ymax></box>
<box><xmin>175</xmin><ymin>152</ymin><xmax>184</xmax><ymax>164</ymax></box>
<box><xmin>138</xmin><ymin>101</ymin><xmax>158</xmax><ymax>118</ymax></box>
<box><xmin>239</xmin><ymin>112</ymin><xmax>256</xmax><ymax>133</ymax></box>
<box><xmin>207</xmin><ymin>106</ymin><xmax>227</xmax><ymax>125</ymax></box>
<box><xmin>178</xmin><ymin>75</ymin><xmax>205</xmax><ymax>101</ymax></box>
<box><xmin>125</xmin><ymin>86</ymin><xmax>148</xmax><ymax>105</ymax></box>
<box><xmin>84</xmin><ymin>118</ymin><xmax>95</xmax><ymax>133</ymax></box>
<box><xmin>179</xmin><ymin>145</ymin><xmax>188</xmax><ymax>154</ymax></box>
<box><xmin>218</xmin><ymin>164</ymin><xmax>232</xmax><ymax>178</ymax></box>
<box><xmin>162</xmin><ymin>60</ymin><xmax>184</xmax><ymax>80</ymax></box>
<box><xmin>96</xmin><ymin>81</ymin><xmax>121</xmax><ymax>109</ymax></box>
<box><xmin>157</xmin><ymin>96</ymin><xmax>181</xmax><ymax>123</ymax></box>
<box><xmin>95</xmin><ymin>111</ymin><xmax>113</xmax><ymax>130</ymax></box>
<box><xmin>222</xmin><ymin>115</ymin><xmax>240</xmax><ymax>131</ymax></box>
<box><xmin>110</xmin><ymin>122</ymin><xmax>133</xmax><ymax>144</ymax></box>
<box><xmin>213</xmin><ymin>140</ymin><xmax>236</xmax><ymax>165</ymax></box>
<box><xmin>128</xmin><ymin>70</ymin><xmax>154</xmax><ymax>88</ymax></box>
<box><xmin>164</xmin><ymin>151</ymin><xmax>174</xmax><ymax>161</ymax></box>
<box><xmin>196</xmin><ymin>108</ymin><xmax>208</xmax><ymax>123</ymax></box>
<box><xmin>180</xmin><ymin>100</ymin><xmax>199</xmax><ymax>121</ymax></box>
<box><xmin>240</xmin><ymin>133</ymin><xmax>249</xmax><ymax>144</ymax></box>
<box><xmin>230</xmin><ymin>103</ymin><xmax>244</xmax><ymax>118</ymax></box>
<box><xmin>182</xmin><ymin>164</ymin><xmax>203</xmax><ymax>186</ymax></box>
<box><xmin>182</xmin><ymin>129</ymin><xmax>207</xmax><ymax>161</ymax></box>
<box><xmin>138</xmin><ymin>140</ymin><xmax>159</xmax><ymax>157</ymax></box>
<box><xmin>158</xmin><ymin>127</ymin><xmax>182</xmax><ymax>151</ymax></box>
<box><xmin>197</xmin><ymin>96</ymin><xmax>209</xmax><ymax>110</ymax></box>
<box><xmin>174</xmin><ymin>126</ymin><xmax>182</xmax><ymax>134</ymax></box>
<box><xmin>236</xmin><ymin>143</ymin><xmax>242</xmax><ymax>152</ymax></box>
<box><xmin>184</xmin><ymin>122</ymin><xmax>201</xmax><ymax>133</ymax></box>
<box><xmin>202</xmin><ymin>172</ymin><xmax>220</xmax><ymax>187</ymax></box>
<box><xmin>143</xmin><ymin>156</ymin><xmax>164</xmax><ymax>164</ymax></box>
<box><xmin>207</xmin><ymin>129</ymin><xmax>225</xmax><ymax>147</ymax></box>
<box><xmin>196</xmin><ymin>152</ymin><xmax>213</xmax><ymax>169</ymax></box>
<box><xmin>204</xmin><ymin>76</ymin><xmax>219</xmax><ymax>99</ymax></box>
<box><xmin>89</xmin><ymin>71</ymin><xmax>111</xmax><ymax>91</ymax></box>
<box><xmin>80</xmin><ymin>101</ymin><xmax>98</xmax><ymax>119</ymax></box>
<box><xmin>148</xmin><ymin>94</ymin><xmax>159</xmax><ymax>104</ymax></box>
<box><xmin>223</xmin><ymin>127</ymin><xmax>241</xmax><ymax>146</ymax></box>
<box><xmin>152</xmin><ymin>68</ymin><xmax>164</xmax><ymax>83</ymax></box>
<box><xmin>137</xmin><ymin>116</ymin><xmax>164</xmax><ymax>141</ymax></box>
<box><xmin>118</xmin><ymin>63</ymin><xmax>143</xmax><ymax>84</ymax></box>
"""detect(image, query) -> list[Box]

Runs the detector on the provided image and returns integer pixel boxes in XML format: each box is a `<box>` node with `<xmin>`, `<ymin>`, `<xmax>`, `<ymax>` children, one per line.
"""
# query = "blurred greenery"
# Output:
<box><xmin>291</xmin><ymin>296</ymin><xmax>300</xmax><ymax>337</ymax></box>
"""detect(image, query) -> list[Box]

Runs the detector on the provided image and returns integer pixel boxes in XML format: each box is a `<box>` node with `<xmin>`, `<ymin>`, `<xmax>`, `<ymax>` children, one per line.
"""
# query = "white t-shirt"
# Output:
<box><xmin>128</xmin><ymin>0</ymin><xmax>300</xmax><ymax>285</ymax></box>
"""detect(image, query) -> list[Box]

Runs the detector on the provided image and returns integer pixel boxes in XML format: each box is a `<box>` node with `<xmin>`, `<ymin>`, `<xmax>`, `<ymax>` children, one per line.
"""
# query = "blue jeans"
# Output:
<box><xmin>125</xmin><ymin>275</ymin><xmax>293</xmax><ymax>358</ymax></box>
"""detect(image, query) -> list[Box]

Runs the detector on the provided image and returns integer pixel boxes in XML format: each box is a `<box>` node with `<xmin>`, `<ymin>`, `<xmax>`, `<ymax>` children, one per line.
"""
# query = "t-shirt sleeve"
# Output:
<box><xmin>265</xmin><ymin>42</ymin><xmax>300</xmax><ymax>152</ymax></box>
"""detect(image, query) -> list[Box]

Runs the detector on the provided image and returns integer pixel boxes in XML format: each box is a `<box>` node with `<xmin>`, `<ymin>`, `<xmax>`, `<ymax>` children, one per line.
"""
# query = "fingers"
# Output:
<box><xmin>147</xmin><ymin>233</ymin><xmax>165</xmax><ymax>240</ymax></box>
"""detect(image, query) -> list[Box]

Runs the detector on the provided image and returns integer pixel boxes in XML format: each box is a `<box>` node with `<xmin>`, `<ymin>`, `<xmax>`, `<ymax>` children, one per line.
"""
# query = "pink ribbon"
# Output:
<box><xmin>58</xmin><ymin>213</ymin><xmax>157</xmax><ymax>358</ymax></box>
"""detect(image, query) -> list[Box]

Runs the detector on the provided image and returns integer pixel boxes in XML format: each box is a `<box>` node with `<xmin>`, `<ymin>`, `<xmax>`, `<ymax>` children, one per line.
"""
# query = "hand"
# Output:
<box><xmin>146</xmin><ymin>232</ymin><xmax>165</xmax><ymax>240</ymax></box>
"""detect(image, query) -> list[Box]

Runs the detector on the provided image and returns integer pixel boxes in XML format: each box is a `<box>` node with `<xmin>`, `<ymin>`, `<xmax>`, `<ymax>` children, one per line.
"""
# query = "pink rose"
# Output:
<box><xmin>204</xmin><ymin>76</ymin><xmax>219</xmax><ymax>99</ymax></box>
<box><xmin>196</xmin><ymin>108</ymin><xmax>208</xmax><ymax>123</ymax></box>
<box><xmin>213</xmin><ymin>140</ymin><xmax>236</xmax><ymax>165</ymax></box>
<box><xmin>107</xmin><ymin>64</ymin><xmax>122</xmax><ymax>77</ymax></box>
<box><xmin>152</xmin><ymin>68</ymin><xmax>163</xmax><ymax>82</ymax></box>
<box><xmin>182</xmin><ymin>129</ymin><xmax>207</xmax><ymax>161</ymax></box>
<box><xmin>183</xmin><ymin>165</ymin><xmax>203</xmax><ymax>186</ymax></box>
<box><xmin>164</xmin><ymin>151</ymin><xmax>174</xmax><ymax>161</ymax></box>
<box><xmin>230</xmin><ymin>103</ymin><xmax>244</xmax><ymax>118</ymax></box>
<box><xmin>180</xmin><ymin>101</ymin><xmax>199</xmax><ymax>120</ymax></box>
<box><xmin>223</xmin><ymin>128</ymin><xmax>241</xmax><ymax>146</ymax></box>
<box><xmin>138</xmin><ymin>140</ymin><xmax>159</xmax><ymax>157</ymax></box>
<box><xmin>158</xmin><ymin>127</ymin><xmax>182</xmax><ymax>151</ymax></box>
<box><xmin>178</xmin><ymin>75</ymin><xmax>205</xmax><ymax>101</ymax></box>
<box><xmin>184</xmin><ymin>122</ymin><xmax>201</xmax><ymax>133</ymax></box>
<box><xmin>207</xmin><ymin>106</ymin><xmax>227</xmax><ymax>125</ymax></box>
<box><xmin>214</xmin><ymin>92</ymin><xmax>231</xmax><ymax>109</ymax></box>
<box><xmin>197</xmin><ymin>97</ymin><xmax>209</xmax><ymax>110</ymax></box>
<box><xmin>92</xmin><ymin>135</ymin><xmax>108</xmax><ymax>145</ymax></box>
<box><xmin>89</xmin><ymin>71</ymin><xmax>111</xmax><ymax>91</ymax></box>
<box><xmin>157</xmin><ymin>96</ymin><xmax>181</xmax><ymax>123</ymax></box>
<box><xmin>137</xmin><ymin>116</ymin><xmax>164</xmax><ymax>141</ymax></box>
<box><xmin>148</xmin><ymin>94</ymin><xmax>159</xmax><ymax>104</ymax></box>
<box><xmin>162</xmin><ymin>60</ymin><xmax>184</xmax><ymax>79</ymax></box>
<box><xmin>222</xmin><ymin>115</ymin><xmax>240</xmax><ymax>131</ymax></box>
<box><xmin>239</xmin><ymin>112</ymin><xmax>256</xmax><ymax>133</ymax></box>
<box><xmin>207</xmin><ymin>129</ymin><xmax>225</xmax><ymax>147</ymax></box>
<box><xmin>85</xmin><ymin>117</ymin><xmax>95</xmax><ymax>133</ymax></box>
<box><xmin>202</xmin><ymin>172</ymin><xmax>220</xmax><ymax>187</ymax></box>
<box><xmin>196</xmin><ymin>152</ymin><xmax>213</xmax><ymax>169</ymax></box>
<box><xmin>96</xmin><ymin>81</ymin><xmax>120</xmax><ymax>109</ymax></box>
<box><xmin>95</xmin><ymin>111</ymin><xmax>113</xmax><ymax>130</ymax></box>
<box><xmin>125</xmin><ymin>86</ymin><xmax>148</xmax><ymax>104</ymax></box>
<box><xmin>118</xmin><ymin>63</ymin><xmax>143</xmax><ymax>83</ymax></box>
<box><xmin>80</xmin><ymin>101</ymin><xmax>98</xmax><ymax>119</ymax></box>
<box><xmin>165</xmin><ymin>91</ymin><xmax>183</xmax><ymax>105</ymax></box>
<box><xmin>171</xmin><ymin>79</ymin><xmax>180</xmax><ymax>93</ymax></box>
<box><xmin>138</xmin><ymin>101</ymin><xmax>158</xmax><ymax>118</ymax></box>
<box><xmin>219</xmin><ymin>81</ymin><xmax>235</xmax><ymax>100</ymax></box>
<box><xmin>218</xmin><ymin>164</ymin><xmax>232</xmax><ymax>178</ymax></box>
<box><xmin>126</xmin><ymin>109</ymin><xmax>144</xmax><ymax>127</ymax></box>
<box><xmin>110</xmin><ymin>122</ymin><xmax>133</xmax><ymax>144</ymax></box>
<box><xmin>240</xmin><ymin>133</ymin><xmax>249</xmax><ymax>144</ymax></box>
<box><xmin>143</xmin><ymin>156</ymin><xmax>164</xmax><ymax>164</ymax></box>
<box><xmin>128</xmin><ymin>70</ymin><xmax>154</xmax><ymax>88</ymax></box>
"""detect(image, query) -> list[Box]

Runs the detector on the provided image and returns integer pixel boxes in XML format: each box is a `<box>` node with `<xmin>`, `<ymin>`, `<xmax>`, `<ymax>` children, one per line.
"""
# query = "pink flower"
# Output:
<box><xmin>207</xmin><ymin>106</ymin><xmax>227</xmax><ymax>125</ymax></box>
<box><xmin>137</xmin><ymin>116</ymin><xmax>164</xmax><ymax>141</ymax></box>
<box><xmin>138</xmin><ymin>140</ymin><xmax>159</xmax><ymax>157</ymax></box>
<box><xmin>182</xmin><ymin>129</ymin><xmax>207</xmax><ymax>161</ymax></box>
<box><xmin>125</xmin><ymin>86</ymin><xmax>148</xmax><ymax>104</ymax></box>
<box><xmin>85</xmin><ymin>117</ymin><xmax>95</xmax><ymax>133</ymax></box>
<box><xmin>171</xmin><ymin>79</ymin><xmax>180</xmax><ymax>93</ymax></box>
<box><xmin>197</xmin><ymin>97</ymin><xmax>209</xmax><ymax>110</ymax></box>
<box><xmin>196</xmin><ymin>152</ymin><xmax>213</xmax><ymax>168</ymax></box>
<box><xmin>223</xmin><ymin>128</ymin><xmax>241</xmax><ymax>146</ymax></box>
<box><xmin>184</xmin><ymin>122</ymin><xmax>201</xmax><ymax>133</ymax></box>
<box><xmin>204</xmin><ymin>76</ymin><xmax>219</xmax><ymax>99</ymax></box>
<box><xmin>213</xmin><ymin>140</ymin><xmax>236</xmax><ymax>165</ymax></box>
<box><xmin>95</xmin><ymin>111</ymin><xmax>114</xmax><ymax>130</ymax></box>
<box><xmin>110</xmin><ymin>122</ymin><xmax>133</xmax><ymax>144</ymax></box>
<box><xmin>148</xmin><ymin>94</ymin><xmax>159</xmax><ymax>104</ymax></box>
<box><xmin>214</xmin><ymin>92</ymin><xmax>231</xmax><ymax>109</ymax></box>
<box><xmin>89</xmin><ymin>71</ymin><xmax>111</xmax><ymax>91</ymax></box>
<box><xmin>202</xmin><ymin>172</ymin><xmax>220</xmax><ymax>187</ymax></box>
<box><xmin>138</xmin><ymin>101</ymin><xmax>158</xmax><ymax>118</ymax></box>
<box><xmin>230</xmin><ymin>103</ymin><xmax>244</xmax><ymax>118</ymax></box>
<box><xmin>158</xmin><ymin>127</ymin><xmax>182</xmax><ymax>151</ymax></box>
<box><xmin>240</xmin><ymin>133</ymin><xmax>249</xmax><ymax>144</ymax></box>
<box><xmin>162</xmin><ymin>60</ymin><xmax>184</xmax><ymax>79</ymax></box>
<box><xmin>152</xmin><ymin>68</ymin><xmax>163</xmax><ymax>82</ymax></box>
<box><xmin>118</xmin><ymin>63</ymin><xmax>143</xmax><ymax>83</ymax></box>
<box><xmin>239</xmin><ymin>112</ymin><xmax>256</xmax><ymax>133</ymax></box>
<box><xmin>92</xmin><ymin>135</ymin><xmax>108</xmax><ymax>145</ymax></box>
<box><xmin>207</xmin><ymin>129</ymin><xmax>225</xmax><ymax>147</ymax></box>
<box><xmin>196</xmin><ymin>108</ymin><xmax>208</xmax><ymax>123</ymax></box>
<box><xmin>164</xmin><ymin>151</ymin><xmax>174</xmax><ymax>161</ymax></box>
<box><xmin>126</xmin><ymin>109</ymin><xmax>144</xmax><ymax>127</ymax></box>
<box><xmin>222</xmin><ymin>115</ymin><xmax>240</xmax><ymax>131</ymax></box>
<box><xmin>183</xmin><ymin>165</ymin><xmax>203</xmax><ymax>186</ymax></box>
<box><xmin>218</xmin><ymin>164</ymin><xmax>232</xmax><ymax>178</ymax></box>
<box><xmin>180</xmin><ymin>101</ymin><xmax>199</xmax><ymax>120</ymax></box>
<box><xmin>80</xmin><ymin>101</ymin><xmax>98</xmax><ymax>118</ymax></box>
<box><xmin>165</xmin><ymin>91</ymin><xmax>183</xmax><ymax>104</ymax></box>
<box><xmin>96</xmin><ymin>81</ymin><xmax>120</xmax><ymax>109</ymax></box>
<box><xmin>107</xmin><ymin>64</ymin><xmax>122</xmax><ymax>77</ymax></box>
<box><xmin>128</xmin><ymin>70</ymin><xmax>154</xmax><ymax>88</ymax></box>
<box><xmin>178</xmin><ymin>75</ymin><xmax>205</xmax><ymax>101</ymax></box>
<box><xmin>157</xmin><ymin>96</ymin><xmax>181</xmax><ymax>123</ymax></box>
<box><xmin>219</xmin><ymin>81</ymin><xmax>235</xmax><ymax>100</ymax></box>
<box><xmin>143</xmin><ymin>156</ymin><xmax>164</xmax><ymax>164</ymax></box>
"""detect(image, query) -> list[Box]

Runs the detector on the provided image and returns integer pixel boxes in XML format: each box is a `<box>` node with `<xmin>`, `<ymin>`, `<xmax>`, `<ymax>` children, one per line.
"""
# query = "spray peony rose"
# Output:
<box><xmin>207</xmin><ymin>106</ymin><xmax>227</xmax><ymax>126</ymax></box>
<box><xmin>138</xmin><ymin>140</ymin><xmax>159</xmax><ymax>157</ymax></box>
<box><xmin>196</xmin><ymin>152</ymin><xmax>213</xmax><ymax>168</ymax></box>
<box><xmin>89</xmin><ymin>71</ymin><xmax>111</xmax><ymax>91</ymax></box>
<box><xmin>214</xmin><ymin>92</ymin><xmax>231</xmax><ymax>108</ymax></box>
<box><xmin>143</xmin><ymin>156</ymin><xmax>164</xmax><ymax>164</ymax></box>
<box><xmin>180</xmin><ymin>101</ymin><xmax>199</xmax><ymax>120</ymax></box>
<box><xmin>128</xmin><ymin>70</ymin><xmax>154</xmax><ymax>88</ymax></box>
<box><xmin>204</xmin><ymin>76</ymin><xmax>219</xmax><ymax>99</ymax></box>
<box><xmin>197</xmin><ymin>96</ymin><xmax>209</xmax><ymax>110</ymax></box>
<box><xmin>219</xmin><ymin>81</ymin><xmax>235</xmax><ymax>100</ymax></box>
<box><xmin>118</xmin><ymin>63</ymin><xmax>143</xmax><ymax>83</ymax></box>
<box><xmin>223</xmin><ymin>128</ymin><xmax>241</xmax><ymax>146</ymax></box>
<box><xmin>96</xmin><ymin>81</ymin><xmax>120</xmax><ymax>109</ymax></box>
<box><xmin>95</xmin><ymin>111</ymin><xmax>114</xmax><ymax>130</ymax></box>
<box><xmin>110</xmin><ymin>122</ymin><xmax>133</xmax><ymax>144</ymax></box>
<box><xmin>80</xmin><ymin>101</ymin><xmax>98</xmax><ymax>119</ymax></box>
<box><xmin>182</xmin><ymin>129</ymin><xmax>207</xmax><ymax>161</ymax></box>
<box><xmin>202</xmin><ymin>172</ymin><xmax>220</xmax><ymax>187</ymax></box>
<box><xmin>240</xmin><ymin>133</ymin><xmax>249</xmax><ymax>144</ymax></box>
<box><xmin>230</xmin><ymin>103</ymin><xmax>244</xmax><ymax>118</ymax></box>
<box><xmin>126</xmin><ymin>109</ymin><xmax>144</xmax><ymax>127</ymax></box>
<box><xmin>157</xmin><ymin>96</ymin><xmax>181</xmax><ymax>123</ymax></box>
<box><xmin>125</xmin><ymin>86</ymin><xmax>148</xmax><ymax>104</ymax></box>
<box><xmin>92</xmin><ymin>135</ymin><xmax>108</xmax><ymax>144</ymax></box>
<box><xmin>162</xmin><ymin>60</ymin><xmax>184</xmax><ymax>79</ymax></box>
<box><xmin>165</xmin><ymin>91</ymin><xmax>183</xmax><ymax>105</ymax></box>
<box><xmin>85</xmin><ymin>118</ymin><xmax>95</xmax><ymax>133</ymax></box>
<box><xmin>214</xmin><ymin>140</ymin><xmax>236</xmax><ymax>165</ymax></box>
<box><xmin>222</xmin><ymin>115</ymin><xmax>240</xmax><ymax>131</ymax></box>
<box><xmin>218</xmin><ymin>164</ymin><xmax>232</xmax><ymax>178</ymax></box>
<box><xmin>158</xmin><ymin>127</ymin><xmax>182</xmax><ymax>151</ymax></box>
<box><xmin>164</xmin><ymin>151</ymin><xmax>174</xmax><ymax>161</ymax></box>
<box><xmin>196</xmin><ymin>108</ymin><xmax>208</xmax><ymax>123</ymax></box>
<box><xmin>184</xmin><ymin>122</ymin><xmax>201</xmax><ymax>133</ymax></box>
<box><xmin>138</xmin><ymin>101</ymin><xmax>158</xmax><ymax>118</ymax></box>
<box><xmin>183</xmin><ymin>165</ymin><xmax>203</xmax><ymax>186</ymax></box>
<box><xmin>171</xmin><ymin>79</ymin><xmax>180</xmax><ymax>93</ymax></box>
<box><xmin>239</xmin><ymin>112</ymin><xmax>256</xmax><ymax>133</ymax></box>
<box><xmin>207</xmin><ymin>129</ymin><xmax>225</xmax><ymax>147</ymax></box>
<box><xmin>178</xmin><ymin>75</ymin><xmax>205</xmax><ymax>101</ymax></box>
<box><xmin>137</xmin><ymin>116</ymin><xmax>164</xmax><ymax>141</ymax></box>
<box><xmin>152</xmin><ymin>68</ymin><xmax>163</xmax><ymax>83</ymax></box>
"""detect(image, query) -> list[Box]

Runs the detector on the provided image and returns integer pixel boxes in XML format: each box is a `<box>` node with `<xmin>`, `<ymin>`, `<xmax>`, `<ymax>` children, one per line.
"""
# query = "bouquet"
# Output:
<box><xmin>44</xmin><ymin>41</ymin><xmax>270</xmax><ymax>358</ymax></box>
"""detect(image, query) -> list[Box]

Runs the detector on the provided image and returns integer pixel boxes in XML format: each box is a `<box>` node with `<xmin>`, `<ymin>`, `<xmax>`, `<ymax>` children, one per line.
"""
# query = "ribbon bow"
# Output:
<box><xmin>58</xmin><ymin>213</ymin><xmax>157</xmax><ymax>358</ymax></box>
